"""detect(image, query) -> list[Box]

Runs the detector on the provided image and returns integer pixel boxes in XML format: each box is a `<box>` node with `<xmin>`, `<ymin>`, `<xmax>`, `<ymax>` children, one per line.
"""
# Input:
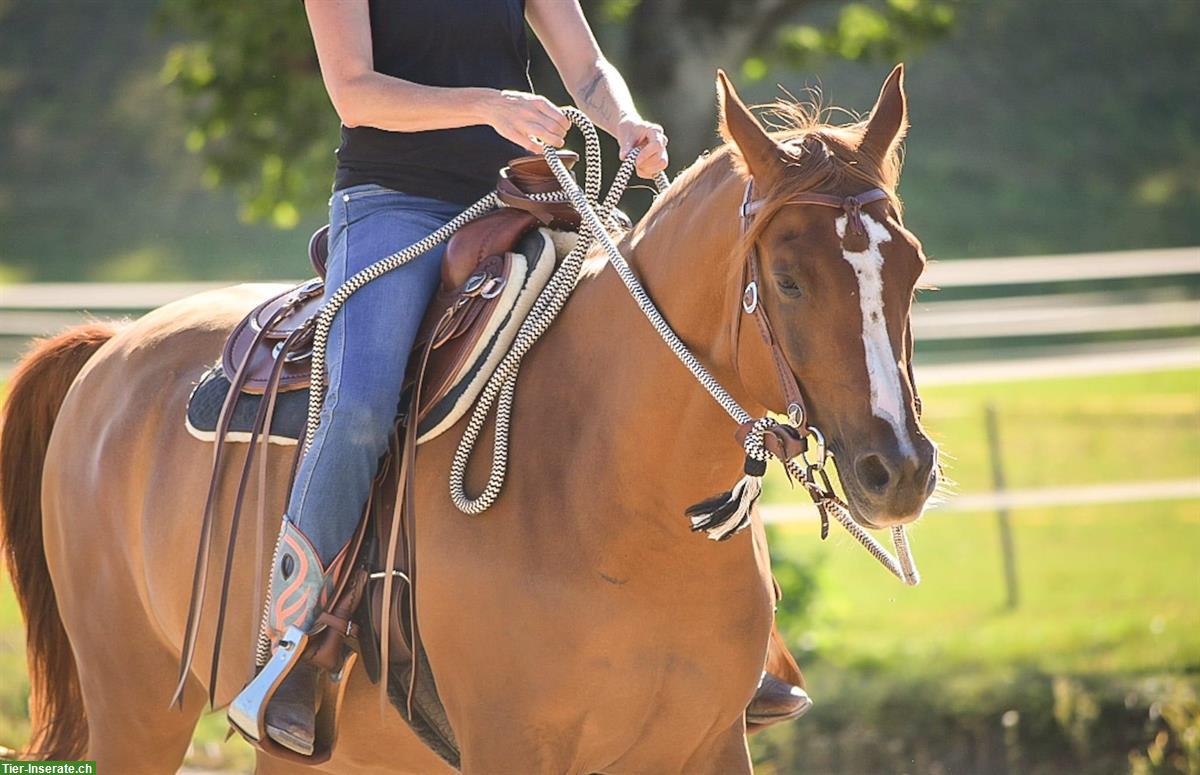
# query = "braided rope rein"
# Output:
<box><xmin>296</xmin><ymin>107</ymin><xmax>917</xmax><ymax>586</ymax></box>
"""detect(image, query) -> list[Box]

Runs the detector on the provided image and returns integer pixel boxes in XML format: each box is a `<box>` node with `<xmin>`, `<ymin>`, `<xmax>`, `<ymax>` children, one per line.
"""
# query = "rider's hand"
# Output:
<box><xmin>480</xmin><ymin>90</ymin><xmax>571</xmax><ymax>154</ymax></box>
<box><xmin>616</xmin><ymin>116</ymin><xmax>669</xmax><ymax>179</ymax></box>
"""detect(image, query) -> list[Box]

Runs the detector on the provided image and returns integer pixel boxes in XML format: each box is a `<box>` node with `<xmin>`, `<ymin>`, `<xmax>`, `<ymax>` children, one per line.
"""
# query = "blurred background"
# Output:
<box><xmin>1</xmin><ymin>0</ymin><xmax>1197</xmax><ymax>772</ymax></box>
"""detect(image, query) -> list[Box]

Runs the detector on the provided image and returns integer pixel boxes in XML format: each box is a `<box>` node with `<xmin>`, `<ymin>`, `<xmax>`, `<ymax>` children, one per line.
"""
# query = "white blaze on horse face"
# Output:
<box><xmin>835</xmin><ymin>213</ymin><xmax>916</xmax><ymax>458</ymax></box>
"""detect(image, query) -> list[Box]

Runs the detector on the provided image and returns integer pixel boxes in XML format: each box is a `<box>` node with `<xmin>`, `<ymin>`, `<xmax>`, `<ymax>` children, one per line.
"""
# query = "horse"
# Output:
<box><xmin>0</xmin><ymin>67</ymin><xmax>936</xmax><ymax>774</ymax></box>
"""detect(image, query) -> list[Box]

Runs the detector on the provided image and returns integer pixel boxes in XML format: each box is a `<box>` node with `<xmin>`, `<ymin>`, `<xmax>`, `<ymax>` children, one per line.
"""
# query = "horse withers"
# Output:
<box><xmin>0</xmin><ymin>66</ymin><xmax>936</xmax><ymax>773</ymax></box>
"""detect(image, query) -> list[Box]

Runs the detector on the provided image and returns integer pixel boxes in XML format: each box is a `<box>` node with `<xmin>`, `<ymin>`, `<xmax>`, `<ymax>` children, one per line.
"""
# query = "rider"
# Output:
<box><xmin>254</xmin><ymin>0</ymin><xmax>802</xmax><ymax>755</ymax></box>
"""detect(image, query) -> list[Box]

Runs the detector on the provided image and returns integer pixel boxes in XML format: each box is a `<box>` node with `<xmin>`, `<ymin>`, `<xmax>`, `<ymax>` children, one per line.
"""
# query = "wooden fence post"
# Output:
<box><xmin>985</xmin><ymin>402</ymin><xmax>1020</xmax><ymax>610</ymax></box>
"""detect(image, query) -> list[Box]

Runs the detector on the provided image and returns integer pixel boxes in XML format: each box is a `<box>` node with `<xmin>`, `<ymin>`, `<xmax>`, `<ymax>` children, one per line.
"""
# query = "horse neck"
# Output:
<box><xmin>545</xmin><ymin>159</ymin><xmax>769</xmax><ymax>518</ymax></box>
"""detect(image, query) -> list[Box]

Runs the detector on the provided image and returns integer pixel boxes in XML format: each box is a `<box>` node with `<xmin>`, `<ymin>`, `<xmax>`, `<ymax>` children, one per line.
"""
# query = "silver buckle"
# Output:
<box><xmin>480</xmin><ymin>276</ymin><xmax>507</xmax><ymax>299</ymax></box>
<box><xmin>463</xmin><ymin>273</ymin><xmax>487</xmax><ymax>295</ymax></box>
<box><xmin>742</xmin><ymin>281</ymin><xmax>759</xmax><ymax>314</ymax></box>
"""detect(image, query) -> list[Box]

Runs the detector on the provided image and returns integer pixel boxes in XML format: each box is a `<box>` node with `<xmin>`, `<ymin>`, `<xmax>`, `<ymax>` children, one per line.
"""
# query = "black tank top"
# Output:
<box><xmin>332</xmin><ymin>0</ymin><xmax>532</xmax><ymax>204</ymax></box>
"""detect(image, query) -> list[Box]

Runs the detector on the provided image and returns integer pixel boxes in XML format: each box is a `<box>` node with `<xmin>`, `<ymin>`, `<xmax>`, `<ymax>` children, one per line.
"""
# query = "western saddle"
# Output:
<box><xmin>181</xmin><ymin>153</ymin><xmax>585</xmax><ymax>766</ymax></box>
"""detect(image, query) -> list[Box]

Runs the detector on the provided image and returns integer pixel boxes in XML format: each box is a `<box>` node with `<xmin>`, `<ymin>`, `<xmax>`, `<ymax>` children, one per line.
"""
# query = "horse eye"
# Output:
<box><xmin>775</xmin><ymin>274</ymin><xmax>803</xmax><ymax>297</ymax></box>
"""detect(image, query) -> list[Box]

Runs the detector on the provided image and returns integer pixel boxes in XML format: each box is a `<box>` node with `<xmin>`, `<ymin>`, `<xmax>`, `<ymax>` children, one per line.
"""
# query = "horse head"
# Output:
<box><xmin>717</xmin><ymin>66</ymin><xmax>938</xmax><ymax>528</ymax></box>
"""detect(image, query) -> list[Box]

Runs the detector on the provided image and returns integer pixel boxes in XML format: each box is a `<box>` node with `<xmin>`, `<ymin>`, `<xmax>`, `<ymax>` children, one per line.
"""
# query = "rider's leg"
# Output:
<box><xmin>258</xmin><ymin>185</ymin><xmax>464</xmax><ymax>755</ymax></box>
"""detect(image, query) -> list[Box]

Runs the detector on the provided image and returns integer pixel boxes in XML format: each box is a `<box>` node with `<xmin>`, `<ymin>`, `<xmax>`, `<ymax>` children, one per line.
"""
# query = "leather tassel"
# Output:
<box><xmin>686</xmin><ymin>456</ymin><xmax>767</xmax><ymax>541</ymax></box>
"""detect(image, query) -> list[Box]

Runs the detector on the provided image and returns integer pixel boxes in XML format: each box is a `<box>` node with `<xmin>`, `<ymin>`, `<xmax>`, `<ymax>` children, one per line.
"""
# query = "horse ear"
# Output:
<box><xmin>859</xmin><ymin>64</ymin><xmax>909</xmax><ymax>162</ymax></box>
<box><xmin>717</xmin><ymin>69</ymin><xmax>785</xmax><ymax>185</ymax></box>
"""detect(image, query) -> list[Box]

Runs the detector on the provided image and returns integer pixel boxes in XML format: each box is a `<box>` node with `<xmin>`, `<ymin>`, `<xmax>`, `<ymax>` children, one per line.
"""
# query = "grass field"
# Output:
<box><xmin>772</xmin><ymin>498</ymin><xmax>1200</xmax><ymax>677</ymax></box>
<box><xmin>765</xmin><ymin>366</ymin><xmax>1200</xmax><ymax>677</ymax></box>
<box><xmin>0</xmin><ymin>367</ymin><xmax>1196</xmax><ymax>771</ymax></box>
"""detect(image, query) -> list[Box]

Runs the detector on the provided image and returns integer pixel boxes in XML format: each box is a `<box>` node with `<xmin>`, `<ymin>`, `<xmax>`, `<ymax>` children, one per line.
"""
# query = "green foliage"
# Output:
<box><xmin>767</xmin><ymin>525</ymin><xmax>822</xmax><ymax>642</ymax></box>
<box><xmin>0</xmin><ymin>0</ymin><xmax>325</xmax><ymax>282</ymax></box>
<box><xmin>752</xmin><ymin>668</ymin><xmax>1200</xmax><ymax>774</ymax></box>
<box><xmin>1129</xmin><ymin>681</ymin><xmax>1200</xmax><ymax>775</ymax></box>
<box><xmin>158</xmin><ymin>0</ymin><xmax>338</xmax><ymax>228</ymax></box>
<box><xmin>774</xmin><ymin>0</ymin><xmax>955</xmax><ymax>71</ymax></box>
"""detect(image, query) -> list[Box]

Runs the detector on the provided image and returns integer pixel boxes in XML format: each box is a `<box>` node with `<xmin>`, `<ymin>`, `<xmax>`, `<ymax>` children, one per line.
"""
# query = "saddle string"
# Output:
<box><xmin>172</xmin><ymin>299</ymin><xmax>300</xmax><ymax>708</ymax></box>
<box><xmin>207</xmin><ymin>324</ymin><xmax>306</xmax><ymax>706</ymax></box>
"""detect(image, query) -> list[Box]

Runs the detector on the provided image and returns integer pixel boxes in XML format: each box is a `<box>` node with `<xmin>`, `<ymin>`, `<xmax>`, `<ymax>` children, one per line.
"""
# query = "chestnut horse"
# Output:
<box><xmin>1</xmin><ymin>68</ymin><xmax>936</xmax><ymax>773</ymax></box>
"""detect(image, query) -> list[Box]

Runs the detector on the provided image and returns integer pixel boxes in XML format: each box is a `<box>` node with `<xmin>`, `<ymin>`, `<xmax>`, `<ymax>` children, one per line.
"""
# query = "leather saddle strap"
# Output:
<box><xmin>378</xmin><ymin>334</ymin><xmax>437</xmax><ymax>719</ymax></box>
<box><xmin>402</xmin><ymin>342</ymin><xmax>429</xmax><ymax>720</ymax></box>
<box><xmin>171</xmin><ymin>302</ymin><xmax>293</xmax><ymax>707</ymax></box>
<box><xmin>377</xmin><ymin>330</ymin><xmax>439</xmax><ymax>721</ymax></box>
<box><xmin>207</xmin><ymin>324</ymin><xmax>306</xmax><ymax>706</ymax></box>
<box><xmin>745</xmin><ymin>242</ymin><xmax>808</xmax><ymax>426</ymax></box>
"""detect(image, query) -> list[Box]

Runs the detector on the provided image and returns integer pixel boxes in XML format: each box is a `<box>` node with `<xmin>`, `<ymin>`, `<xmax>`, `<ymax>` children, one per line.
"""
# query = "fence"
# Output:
<box><xmin>3</xmin><ymin>246</ymin><xmax>1197</xmax><ymax>377</ymax></box>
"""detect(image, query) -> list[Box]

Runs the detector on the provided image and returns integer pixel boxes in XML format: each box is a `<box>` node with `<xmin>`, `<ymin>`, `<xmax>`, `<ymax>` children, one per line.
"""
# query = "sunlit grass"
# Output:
<box><xmin>775</xmin><ymin>499</ymin><xmax>1200</xmax><ymax>678</ymax></box>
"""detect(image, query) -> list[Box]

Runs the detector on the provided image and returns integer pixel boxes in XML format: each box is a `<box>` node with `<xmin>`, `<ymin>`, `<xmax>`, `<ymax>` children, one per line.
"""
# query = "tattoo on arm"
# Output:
<box><xmin>573</xmin><ymin>61</ymin><xmax>635</xmax><ymax>132</ymax></box>
<box><xmin>579</xmin><ymin>70</ymin><xmax>604</xmax><ymax>111</ymax></box>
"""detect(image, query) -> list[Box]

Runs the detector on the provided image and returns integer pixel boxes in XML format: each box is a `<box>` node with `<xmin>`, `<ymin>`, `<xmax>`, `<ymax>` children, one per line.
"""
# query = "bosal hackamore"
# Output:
<box><xmin>296</xmin><ymin>107</ymin><xmax>919</xmax><ymax>586</ymax></box>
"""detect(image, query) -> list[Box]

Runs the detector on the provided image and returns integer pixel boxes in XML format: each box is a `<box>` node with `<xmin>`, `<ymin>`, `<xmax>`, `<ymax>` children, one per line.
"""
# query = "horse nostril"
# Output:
<box><xmin>854</xmin><ymin>453</ymin><xmax>893</xmax><ymax>496</ymax></box>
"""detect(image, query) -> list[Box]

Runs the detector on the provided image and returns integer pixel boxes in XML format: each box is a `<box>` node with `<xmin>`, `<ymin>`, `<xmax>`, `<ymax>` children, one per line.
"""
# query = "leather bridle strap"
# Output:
<box><xmin>733</xmin><ymin>181</ymin><xmax>890</xmax><ymax>428</ymax></box>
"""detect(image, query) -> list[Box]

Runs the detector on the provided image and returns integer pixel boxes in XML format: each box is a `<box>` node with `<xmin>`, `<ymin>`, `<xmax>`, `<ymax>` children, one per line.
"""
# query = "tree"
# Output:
<box><xmin>159</xmin><ymin>0</ymin><xmax>953</xmax><ymax>227</ymax></box>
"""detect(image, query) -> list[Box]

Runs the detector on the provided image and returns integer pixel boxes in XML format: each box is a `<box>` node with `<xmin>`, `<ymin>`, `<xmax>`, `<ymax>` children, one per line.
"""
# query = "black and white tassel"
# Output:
<box><xmin>686</xmin><ymin>418</ymin><xmax>772</xmax><ymax>541</ymax></box>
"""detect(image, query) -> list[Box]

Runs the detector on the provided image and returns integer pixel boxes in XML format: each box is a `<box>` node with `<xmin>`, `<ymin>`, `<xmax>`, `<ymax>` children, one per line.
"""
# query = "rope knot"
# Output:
<box><xmin>685</xmin><ymin>417</ymin><xmax>778</xmax><ymax>541</ymax></box>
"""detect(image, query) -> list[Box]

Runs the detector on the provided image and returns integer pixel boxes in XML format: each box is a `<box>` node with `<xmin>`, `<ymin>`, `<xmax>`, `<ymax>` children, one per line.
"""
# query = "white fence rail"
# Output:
<box><xmin>1</xmin><ymin>247</ymin><xmax>1197</xmax><ymax>370</ymax></box>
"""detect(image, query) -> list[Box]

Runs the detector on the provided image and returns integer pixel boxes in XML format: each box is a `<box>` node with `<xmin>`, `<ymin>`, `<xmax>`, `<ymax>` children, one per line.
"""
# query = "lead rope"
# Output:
<box><xmin>447</xmin><ymin>108</ymin><xmax>918</xmax><ymax>584</ymax></box>
<box><xmin>284</xmin><ymin>112</ymin><xmax>917</xmax><ymax>677</ymax></box>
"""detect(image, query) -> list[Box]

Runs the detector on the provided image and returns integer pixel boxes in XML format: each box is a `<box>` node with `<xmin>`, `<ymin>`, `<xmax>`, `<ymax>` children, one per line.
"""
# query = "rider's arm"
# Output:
<box><xmin>305</xmin><ymin>0</ymin><xmax>570</xmax><ymax>153</ymax></box>
<box><xmin>526</xmin><ymin>0</ymin><xmax>668</xmax><ymax>176</ymax></box>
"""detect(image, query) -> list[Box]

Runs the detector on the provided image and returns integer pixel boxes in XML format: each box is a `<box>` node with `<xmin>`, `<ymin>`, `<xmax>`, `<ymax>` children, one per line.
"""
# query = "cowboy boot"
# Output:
<box><xmin>747</xmin><ymin>671</ymin><xmax>813</xmax><ymax>729</ymax></box>
<box><xmin>259</xmin><ymin>521</ymin><xmax>340</xmax><ymax>756</ymax></box>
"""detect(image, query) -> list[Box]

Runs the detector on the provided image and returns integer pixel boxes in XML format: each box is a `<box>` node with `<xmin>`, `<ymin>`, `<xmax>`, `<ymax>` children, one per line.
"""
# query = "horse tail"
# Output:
<box><xmin>0</xmin><ymin>323</ymin><xmax>118</xmax><ymax>759</ymax></box>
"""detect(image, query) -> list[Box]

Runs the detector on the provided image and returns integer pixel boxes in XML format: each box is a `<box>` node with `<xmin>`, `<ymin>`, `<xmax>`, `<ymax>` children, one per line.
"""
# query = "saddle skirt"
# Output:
<box><xmin>185</xmin><ymin>219</ymin><xmax>570</xmax><ymax>447</ymax></box>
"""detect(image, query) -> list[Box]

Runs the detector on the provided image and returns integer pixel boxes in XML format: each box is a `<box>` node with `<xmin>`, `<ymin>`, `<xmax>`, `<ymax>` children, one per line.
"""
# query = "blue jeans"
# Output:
<box><xmin>287</xmin><ymin>184</ymin><xmax>464</xmax><ymax>565</ymax></box>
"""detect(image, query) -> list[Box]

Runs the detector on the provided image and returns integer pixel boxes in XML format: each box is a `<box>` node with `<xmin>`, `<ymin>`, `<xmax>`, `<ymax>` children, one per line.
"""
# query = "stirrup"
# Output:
<box><xmin>228</xmin><ymin>521</ymin><xmax>332</xmax><ymax>740</ymax></box>
<box><xmin>229</xmin><ymin>625</ymin><xmax>309</xmax><ymax>741</ymax></box>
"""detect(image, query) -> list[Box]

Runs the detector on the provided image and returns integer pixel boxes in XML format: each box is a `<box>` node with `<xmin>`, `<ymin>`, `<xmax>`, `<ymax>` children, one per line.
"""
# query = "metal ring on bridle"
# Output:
<box><xmin>742</xmin><ymin>281</ymin><xmax>759</xmax><ymax>313</ymax></box>
<box><xmin>803</xmin><ymin>426</ymin><xmax>827</xmax><ymax>469</ymax></box>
